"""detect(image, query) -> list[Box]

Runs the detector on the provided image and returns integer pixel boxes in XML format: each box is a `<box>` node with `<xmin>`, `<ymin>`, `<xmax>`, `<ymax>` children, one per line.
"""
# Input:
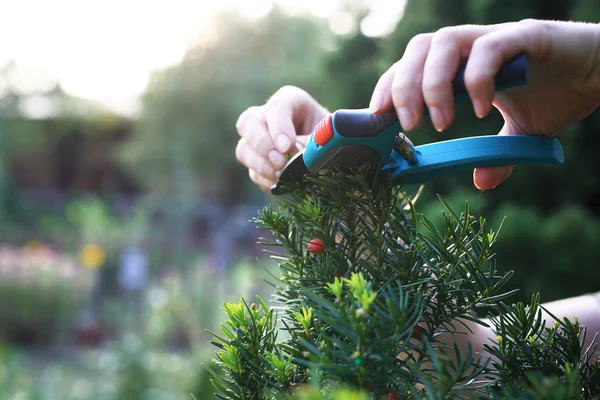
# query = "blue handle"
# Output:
<box><xmin>380</xmin><ymin>135</ymin><xmax>564</xmax><ymax>185</ymax></box>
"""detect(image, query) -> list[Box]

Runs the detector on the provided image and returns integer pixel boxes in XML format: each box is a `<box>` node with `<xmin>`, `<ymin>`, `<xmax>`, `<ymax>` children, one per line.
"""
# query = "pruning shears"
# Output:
<box><xmin>271</xmin><ymin>54</ymin><xmax>564</xmax><ymax>195</ymax></box>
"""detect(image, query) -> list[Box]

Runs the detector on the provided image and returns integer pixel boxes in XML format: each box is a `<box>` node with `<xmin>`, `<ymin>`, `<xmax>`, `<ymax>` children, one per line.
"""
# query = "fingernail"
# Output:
<box><xmin>429</xmin><ymin>106</ymin><xmax>446</xmax><ymax>132</ymax></box>
<box><xmin>369</xmin><ymin>90</ymin><xmax>383</xmax><ymax>113</ymax></box>
<box><xmin>472</xmin><ymin>98</ymin><xmax>485</xmax><ymax>118</ymax></box>
<box><xmin>397</xmin><ymin>107</ymin><xmax>415</xmax><ymax>131</ymax></box>
<box><xmin>275</xmin><ymin>170</ymin><xmax>282</xmax><ymax>177</ymax></box>
<box><xmin>276</xmin><ymin>134</ymin><xmax>291</xmax><ymax>152</ymax></box>
<box><xmin>268</xmin><ymin>150</ymin><xmax>286</xmax><ymax>168</ymax></box>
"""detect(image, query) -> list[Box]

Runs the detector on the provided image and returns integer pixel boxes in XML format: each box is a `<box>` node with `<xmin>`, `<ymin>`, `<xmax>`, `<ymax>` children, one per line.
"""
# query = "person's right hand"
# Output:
<box><xmin>235</xmin><ymin>86</ymin><xmax>329</xmax><ymax>193</ymax></box>
<box><xmin>368</xmin><ymin>19</ymin><xmax>600</xmax><ymax>190</ymax></box>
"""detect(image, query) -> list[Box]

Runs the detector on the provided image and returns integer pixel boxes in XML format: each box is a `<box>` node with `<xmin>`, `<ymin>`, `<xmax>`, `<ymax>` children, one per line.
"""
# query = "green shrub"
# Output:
<box><xmin>206</xmin><ymin>170</ymin><xmax>600</xmax><ymax>399</ymax></box>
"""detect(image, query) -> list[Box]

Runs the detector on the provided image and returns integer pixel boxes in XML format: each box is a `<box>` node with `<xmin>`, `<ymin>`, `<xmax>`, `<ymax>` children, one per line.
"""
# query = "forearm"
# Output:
<box><xmin>452</xmin><ymin>291</ymin><xmax>600</xmax><ymax>364</ymax></box>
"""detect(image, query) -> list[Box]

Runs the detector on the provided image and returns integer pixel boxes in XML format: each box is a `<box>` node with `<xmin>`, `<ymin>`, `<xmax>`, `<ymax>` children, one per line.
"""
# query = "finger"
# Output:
<box><xmin>390</xmin><ymin>33</ymin><xmax>433</xmax><ymax>131</ymax></box>
<box><xmin>473</xmin><ymin>165</ymin><xmax>515</xmax><ymax>190</ymax></box>
<box><xmin>472</xmin><ymin>121</ymin><xmax>517</xmax><ymax>190</ymax></box>
<box><xmin>236</xmin><ymin>138</ymin><xmax>279</xmax><ymax>181</ymax></box>
<box><xmin>422</xmin><ymin>25</ymin><xmax>495</xmax><ymax>131</ymax></box>
<box><xmin>265</xmin><ymin>86</ymin><xmax>307</xmax><ymax>153</ymax></box>
<box><xmin>296</xmin><ymin>134</ymin><xmax>310</xmax><ymax>150</ymax></box>
<box><xmin>369</xmin><ymin>64</ymin><xmax>396</xmax><ymax>114</ymax></box>
<box><xmin>237</xmin><ymin>107</ymin><xmax>288</xmax><ymax>170</ymax></box>
<box><xmin>464</xmin><ymin>19</ymin><xmax>548</xmax><ymax>118</ymax></box>
<box><xmin>249</xmin><ymin>169</ymin><xmax>276</xmax><ymax>194</ymax></box>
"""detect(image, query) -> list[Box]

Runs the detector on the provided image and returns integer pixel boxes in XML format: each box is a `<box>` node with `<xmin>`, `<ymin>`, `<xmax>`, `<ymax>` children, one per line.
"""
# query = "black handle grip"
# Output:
<box><xmin>452</xmin><ymin>52</ymin><xmax>528</xmax><ymax>97</ymax></box>
<box><xmin>333</xmin><ymin>53</ymin><xmax>528</xmax><ymax>138</ymax></box>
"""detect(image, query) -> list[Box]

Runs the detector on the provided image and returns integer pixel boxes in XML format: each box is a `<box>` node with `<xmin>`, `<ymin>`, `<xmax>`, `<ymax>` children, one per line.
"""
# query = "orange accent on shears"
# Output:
<box><xmin>314</xmin><ymin>113</ymin><xmax>334</xmax><ymax>146</ymax></box>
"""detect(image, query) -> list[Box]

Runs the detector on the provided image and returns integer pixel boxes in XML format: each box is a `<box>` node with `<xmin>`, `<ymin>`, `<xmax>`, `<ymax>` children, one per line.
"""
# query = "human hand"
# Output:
<box><xmin>235</xmin><ymin>86</ymin><xmax>328</xmax><ymax>193</ymax></box>
<box><xmin>369</xmin><ymin>19</ymin><xmax>600</xmax><ymax>190</ymax></box>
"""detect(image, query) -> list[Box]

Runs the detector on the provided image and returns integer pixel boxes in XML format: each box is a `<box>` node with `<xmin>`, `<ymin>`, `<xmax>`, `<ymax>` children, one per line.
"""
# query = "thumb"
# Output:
<box><xmin>473</xmin><ymin>122</ymin><xmax>517</xmax><ymax>190</ymax></box>
<box><xmin>264</xmin><ymin>86</ymin><xmax>313</xmax><ymax>154</ymax></box>
<box><xmin>473</xmin><ymin>165</ymin><xmax>515</xmax><ymax>190</ymax></box>
<box><xmin>296</xmin><ymin>134</ymin><xmax>310</xmax><ymax>149</ymax></box>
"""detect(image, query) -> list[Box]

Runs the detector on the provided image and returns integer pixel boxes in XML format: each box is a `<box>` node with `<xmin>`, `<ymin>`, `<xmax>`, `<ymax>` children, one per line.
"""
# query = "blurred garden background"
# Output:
<box><xmin>1</xmin><ymin>0</ymin><xmax>600</xmax><ymax>399</ymax></box>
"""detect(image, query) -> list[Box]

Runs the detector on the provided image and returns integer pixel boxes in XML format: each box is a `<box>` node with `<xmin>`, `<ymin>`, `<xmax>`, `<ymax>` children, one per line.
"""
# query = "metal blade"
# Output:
<box><xmin>270</xmin><ymin>150</ymin><xmax>310</xmax><ymax>195</ymax></box>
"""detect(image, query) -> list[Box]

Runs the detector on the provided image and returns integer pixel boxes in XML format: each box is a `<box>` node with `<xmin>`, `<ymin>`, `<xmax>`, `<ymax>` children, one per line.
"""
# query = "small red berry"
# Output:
<box><xmin>388</xmin><ymin>393</ymin><xmax>399</xmax><ymax>400</ymax></box>
<box><xmin>412</xmin><ymin>324</ymin><xmax>425</xmax><ymax>340</ymax></box>
<box><xmin>307</xmin><ymin>239</ymin><xmax>325</xmax><ymax>253</ymax></box>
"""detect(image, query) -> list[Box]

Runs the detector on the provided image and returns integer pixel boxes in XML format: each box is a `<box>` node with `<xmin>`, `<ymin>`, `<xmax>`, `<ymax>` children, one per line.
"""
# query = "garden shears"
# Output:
<box><xmin>271</xmin><ymin>54</ymin><xmax>564</xmax><ymax>195</ymax></box>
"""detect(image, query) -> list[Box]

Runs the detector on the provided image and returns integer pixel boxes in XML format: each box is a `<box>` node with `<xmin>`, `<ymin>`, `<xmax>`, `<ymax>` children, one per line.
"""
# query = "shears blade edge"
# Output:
<box><xmin>270</xmin><ymin>150</ymin><xmax>310</xmax><ymax>195</ymax></box>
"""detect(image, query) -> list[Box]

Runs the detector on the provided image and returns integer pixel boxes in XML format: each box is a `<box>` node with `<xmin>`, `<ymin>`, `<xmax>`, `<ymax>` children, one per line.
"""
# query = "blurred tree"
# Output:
<box><xmin>321</xmin><ymin>29</ymin><xmax>381</xmax><ymax>110</ymax></box>
<box><xmin>118</xmin><ymin>7</ymin><xmax>335</xmax><ymax>204</ymax></box>
<box><xmin>315</xmin><ymin>2</ymin><xmax>381</xmax><ymax>111</ymax></box>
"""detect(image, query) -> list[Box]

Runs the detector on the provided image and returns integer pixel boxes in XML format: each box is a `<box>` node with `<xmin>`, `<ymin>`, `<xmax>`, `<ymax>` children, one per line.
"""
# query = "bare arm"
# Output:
<box><xmin>454</xmin><ymin>292</ymin><xmax>600</xmax><ymax>364</ymax></box>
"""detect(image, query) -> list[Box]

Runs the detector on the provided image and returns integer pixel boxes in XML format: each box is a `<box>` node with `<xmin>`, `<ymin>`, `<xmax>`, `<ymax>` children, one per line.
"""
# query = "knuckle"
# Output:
<box><xmin>260</xmin><ymin>164</ymin><xmax>275</xmax><ymax>179</ymax></box>
<box><xmin>421</xmin><ymin>77</ymin><xmax>446</xmax><ymax>95</ymax></box>
<box><xmin>388</xmin><ymin>60</ymin><xmax>401</xmax><ymax>74</ymax></box>
<box><xmin>517</xmin><ymin>19</ymin><xmax>549</xmax><ymax>41</ymax></box>
<box><xmin>253</xmin><ymin>134</ymin><xmax>274</xmax><ymax>157</ymax></box>
<box><xmin>463</xmin><ymin>72</ymin><xmax>484</xmax><ymax>91</ymax></box>
<box><xmin>407</xmin><ymin>33</ymin><xmax>433</xmax><ymax>50</ymax></box>
<box><xmin>235</xmin><ymin>106</ymin><xmax>261</xmax><ymax>131</ymax></box>
<box><xmin>390</xmin><ymin>72</ymin><xmax>414</xmax><ymax>103</ymax></box>
<box><xmin>471</xmin><ymin>35</ymin><xmax>500</xmax><ymax>55</ymax></box>
<box><xmin>464</xmin><ymin>61</ymin><xmax>491</xmax><ymax>91</ymax></box>
<box><xmin>256</xmin><ymin>164</ymin><xmax>268</xmax><ymax>177</ymax></box>
<box><xmin>270</xmin><ymin>85</ymin><xmax>305</xmax><ymax>103</ymax></box>
<box><xmin>265</xmin><ymin>100</ymin><xmax>284</xmax><ymax>117</ymax></box>
<box><xmin>235</xmin><ymin>113</ymin><xmax>246</xmax><ymax>132</ymax></box>
<box><xmin>278</xmin><ymin>84</ymin><xmax>302</xmax><ymax>95</ymax></box>
<box><xmin>235</xmin><ymin>139</ymin><xmax>246</xmax><ymax>163</ymax></box>
<box><xmin>517</xmin><ymin>18</ymin><xmax>541</xmax><ymax>29</ymax></box>
<box><xmin>265</xmin><ymin>100</ymin><xmax>288</xmax><ymax>119</ymax></box>
<box><xmin>519</xmin><ymin>18</ymin><xmax>551</xmax><ymax>55</ymax></box>
<box><xmin>431</xmin><ymin>27</ymin><xmax>457</xmax><ymax>46</ymax></box>
<box><xmin>390</xmin><ymin>73</ymin><xmax>405</xmax><ymax>91</ymax></box>
<box><xmin>390</xmin><ymin>83</ymin><xmax>409</xmax><ymax>105</ymax></box>
<box><xmin>252</xmin><ymin>158</ymin><xmax>268</xmax><ymax>175</ymax></box>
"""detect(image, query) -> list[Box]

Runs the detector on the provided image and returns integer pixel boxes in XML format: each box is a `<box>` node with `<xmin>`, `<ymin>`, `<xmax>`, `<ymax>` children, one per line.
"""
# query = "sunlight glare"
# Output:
<box><xmin>307</xmin><ymin>0</ymin><xmax>339</xmax><ymax>19</ymax></box>
<box><xmin>329</xmin><ymin>10</ymin><xmax>356</xmax><ymax>36</ymax></box>
<box><xmin>361</xmin><ymin>0</ymin><xmax>406</xmax><ymax>37</ymax></box>
<box><xmin>0</xmin><ymin>76</ymin><xmax>9</xmax><ymax>99</ymax></box>
<box><xmin>234</xmin><ymin>0</ymin><xmax>274</xmax><ymax>19</ymax></box>
<box><xmin>6</xmin><ymin>62</ymin><xmax>58</xmax><ymax>96</ymax></box>
<box><xmin>19</xmin><ymin>94</ymin><xmax>58</xmax><ymax>120</ymax></box>
<box><xmin>0</xmin><ymin>0</ymin><xmax>406</xmax><ymax>116</ymax></box>
<box><xmin>0</xmin><ymin>0</ymin><xmax>211</xmax><ymax>110</ymax></box>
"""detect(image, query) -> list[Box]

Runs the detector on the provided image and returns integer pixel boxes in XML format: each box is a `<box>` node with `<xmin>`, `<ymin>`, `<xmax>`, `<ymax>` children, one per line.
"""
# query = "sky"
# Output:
<box><xmin>0</xmin><ymin>0</ymin><xmax>405</xmax><ymax>117</ymax></box>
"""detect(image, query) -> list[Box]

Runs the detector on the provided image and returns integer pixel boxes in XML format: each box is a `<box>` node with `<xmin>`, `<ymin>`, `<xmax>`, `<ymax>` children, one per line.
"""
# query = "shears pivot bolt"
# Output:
<box><xmin>394</xmin><ymin>133</ymin><xmax>418</xmax><ymax>165</ymax></box>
